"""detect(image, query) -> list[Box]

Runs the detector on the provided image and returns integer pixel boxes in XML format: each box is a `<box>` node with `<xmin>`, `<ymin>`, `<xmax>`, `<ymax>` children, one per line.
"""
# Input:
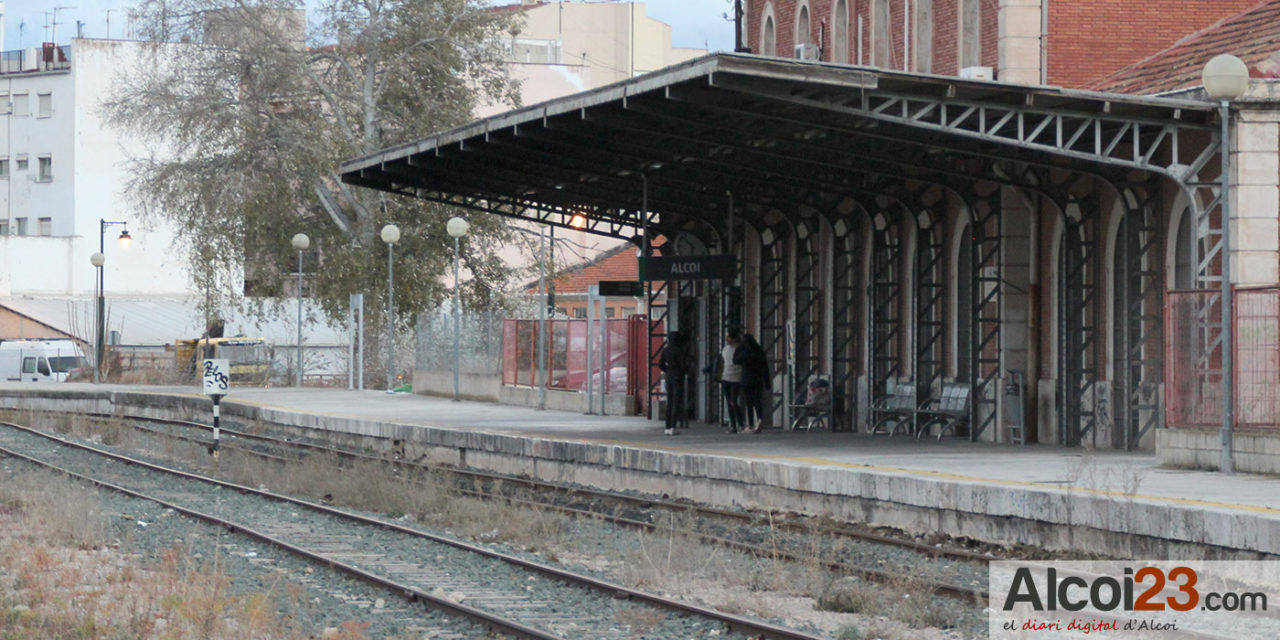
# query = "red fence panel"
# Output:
<box><xmin>502</xmin><ymin>320</ymin><xmax>517</xmax><ymax>386</ymax></box>
<box><xmin>1235</xmin><ymin>287</ymin><xmax>1280</xmax><ymax>428</ymax></box>
<box><xmin>502</xmin><ymin>317</ymin><xmax>644</xmax><ymax>414</ymax></box>
<box><xmin>1165</xmin><ymin>287</ymin><xmax>1280</xmax><ymax>430</ymax></box>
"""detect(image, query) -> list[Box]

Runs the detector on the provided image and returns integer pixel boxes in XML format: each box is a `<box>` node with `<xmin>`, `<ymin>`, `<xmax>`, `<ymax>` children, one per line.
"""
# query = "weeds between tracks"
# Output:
<box><xmin>4</xmin><ymin>409</ymin><xmax>985</xmax><ymax>638</ymax></box>
<box><xmin>0</xmin><ymin>467</ymin><xmax>385</xmax><ymax>639</ymax></box>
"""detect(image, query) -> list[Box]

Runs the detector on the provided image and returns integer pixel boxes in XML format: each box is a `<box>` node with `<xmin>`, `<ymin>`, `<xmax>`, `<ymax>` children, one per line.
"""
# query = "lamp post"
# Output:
<box><xmin>1202</xmin><ymin>54</ymin><xmax>1249</xmax><ymax>474</ymax></box>
<box><xmin>380</xmin><ymin>224</ymin><xmax>400</xmax><ymax>393</ymax></box>
<box><xmin>92</xmin><ymin>219</ymin><xmax>131</xmax><ymax>383</ymax></box>
<box><xmin>446</xmin><ymin>217</ymin><xmax>469</xmax><ymax>401</ymax></box>
<box><xmin>89</xmin><ymin>252</ymin><xmax>104</xmax><ymax>382</ymax></box>
<box><xmin>291</xmin><ymin>233</ymin><xmax>310</xmax><ymax>387</ymax></box>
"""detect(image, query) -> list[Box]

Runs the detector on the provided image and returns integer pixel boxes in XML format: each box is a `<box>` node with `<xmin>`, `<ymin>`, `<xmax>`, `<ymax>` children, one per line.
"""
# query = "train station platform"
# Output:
<box><xmin>1</xmin><ymin>382</ymin><xmax>1278</xmax><ymax>560</ymax></box>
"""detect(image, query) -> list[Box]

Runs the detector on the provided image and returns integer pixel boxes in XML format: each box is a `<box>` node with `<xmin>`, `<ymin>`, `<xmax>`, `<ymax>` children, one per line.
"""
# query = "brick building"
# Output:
<box><xmin>740</xmin><ymin>0</ymin><xmax>1258</xmax><ymax>86</ymax></box>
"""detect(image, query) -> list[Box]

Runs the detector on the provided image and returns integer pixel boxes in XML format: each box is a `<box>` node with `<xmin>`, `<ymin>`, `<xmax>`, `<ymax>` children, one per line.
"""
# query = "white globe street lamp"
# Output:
<box><xmin>1201</xmin><ymin>53</ymin><xmax>1248</xmax><ymax>474</ymax></box>
<box><xmin>90</xmin><ymin>251</ymin><xmax>106</xmax><ymax>383</ymax></box>
<box><xmin>447</xmin><ymin>217</ymin><xmax>469</xmax><ymax>401</ymax></box>
<box><xmin>92</xmin><ymin>220</ymin><xmax>130</xmax><ymax>384</ymax></box>
<box><xmin>291</xmin><ymin>233</ymin><xmax>310</xmax><ymax>387</ymax></box>
<box><xmin>380</xmin><ymin>224</ymin><xmax>400</xmax><ymax>393</ymax></box>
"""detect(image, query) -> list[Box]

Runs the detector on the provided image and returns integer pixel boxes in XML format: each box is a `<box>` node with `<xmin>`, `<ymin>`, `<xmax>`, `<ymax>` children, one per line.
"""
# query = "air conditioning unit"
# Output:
<box><xmin>794</xmin><ymin>44</ymin><xmax>819</xmax><ymax>61</ymax></box>
<box><xmin>959</xmin><ymin>66</ymin><xmax>993</xmax><ymax>80</ymax></box>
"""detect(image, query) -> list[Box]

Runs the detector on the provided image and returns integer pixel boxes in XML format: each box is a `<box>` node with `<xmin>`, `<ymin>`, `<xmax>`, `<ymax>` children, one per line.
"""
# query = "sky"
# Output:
<box><xmin>3</xmin><ymin>0</ymin><xmax>736</xmax><ymax>52</ymax></box>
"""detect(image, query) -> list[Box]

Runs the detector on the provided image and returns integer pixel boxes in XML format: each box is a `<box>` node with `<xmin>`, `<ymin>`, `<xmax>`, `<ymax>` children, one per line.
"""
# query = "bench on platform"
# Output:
<box><xmin>916</xmin><ymin>382</ymin><xmax>970</xmax><ymax>440</ymax></box>
<box><xmin>869</xmin><ymin>380</ymin><xmax>917</xmax><ymax>436</ymax></box>
<box><xmin>788</xmin><ymin>381</ymin><xmax>832</xmax><ymax>431</ymax></box>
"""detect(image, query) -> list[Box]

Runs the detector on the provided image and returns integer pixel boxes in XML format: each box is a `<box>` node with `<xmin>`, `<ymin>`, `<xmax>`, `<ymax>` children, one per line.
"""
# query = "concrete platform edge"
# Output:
<box><xmin>2</xmin><ymin>388</ymin><xmax>1277</xmax><ymax>559</ymax></box>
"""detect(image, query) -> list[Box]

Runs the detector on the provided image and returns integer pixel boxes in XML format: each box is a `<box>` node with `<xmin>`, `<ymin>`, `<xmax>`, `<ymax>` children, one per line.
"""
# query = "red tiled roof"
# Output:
<box><xmin>487</xmin><ymin>2</ymin><xmax>546</xmax><ymax>14</ymax></box>
<box><xmin>1088</xmin><ymin>0</ymin><xmax>1280</xmax><ymax>94</ymax></box>
<box><xmin>526</xmin><ymin>237</ymin><xmax>668</xmax><ymax>294</ymax></box>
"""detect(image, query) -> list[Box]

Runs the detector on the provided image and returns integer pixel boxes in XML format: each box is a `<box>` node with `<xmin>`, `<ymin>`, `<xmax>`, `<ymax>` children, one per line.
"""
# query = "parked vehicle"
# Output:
<box><xmin>175</xmin><ymin>337</ymin><xmax>271</xmax><ymax>385</ymax></box>
<box><xmin>0</xmin><ymin>339</ymin><xmax>89</xmax><ymax>382</ymax></box>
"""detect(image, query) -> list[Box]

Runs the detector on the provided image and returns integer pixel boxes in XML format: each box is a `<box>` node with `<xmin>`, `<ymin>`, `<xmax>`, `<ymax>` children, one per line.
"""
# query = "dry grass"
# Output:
<box><xmin>0</xmin><ymin>467</ymin><xmax>377</xmax><ymax>640</ymax></box>
<box><xmin>217</xmin><ymin>452</ymin><xmax>572</xmax><ymax>553</ymax></box>
<box><xmin>3</xmin><ymin>409</ymin><xmax>971</xmax><ymax>638</ymax></box>
<box><xmin>4</xmin><ymin>410</ymin><xmax>137</xmax><ymax>448</ymax></box>
<box><xmin>613</xmin><ymin>605</ymin><xmax>667</xmax><ymax>637</ymax></box>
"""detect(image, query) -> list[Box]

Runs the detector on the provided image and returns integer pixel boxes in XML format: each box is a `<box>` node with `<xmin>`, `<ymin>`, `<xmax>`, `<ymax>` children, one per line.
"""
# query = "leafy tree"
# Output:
<box><xmin>105</xmin><ymin>0</ymin><xmax>524</xmax><ymax>325</ymax></box>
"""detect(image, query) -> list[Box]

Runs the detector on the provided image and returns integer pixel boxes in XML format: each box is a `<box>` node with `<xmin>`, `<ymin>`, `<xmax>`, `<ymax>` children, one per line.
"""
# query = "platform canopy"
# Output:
<box><xmin>339</xmin><ymin>52</ymin><xmax>1219</xmax><ymax>241</ymax></box>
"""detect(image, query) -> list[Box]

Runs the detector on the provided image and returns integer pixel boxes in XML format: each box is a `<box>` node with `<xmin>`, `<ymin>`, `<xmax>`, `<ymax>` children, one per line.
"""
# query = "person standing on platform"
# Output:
<box><xmin>736</xmin><ymin>333</ymin><xmax>770</xmax><ymax>433</ymax></box>
<box><xmin>660</xmin><ymin>330</ymin><xmax>692</xmax><ymax>436</ymax></box>
<box><xmin>716</xmin><ymin>328</ymin><xmax>745</xmax><ymax>433</ymax></box>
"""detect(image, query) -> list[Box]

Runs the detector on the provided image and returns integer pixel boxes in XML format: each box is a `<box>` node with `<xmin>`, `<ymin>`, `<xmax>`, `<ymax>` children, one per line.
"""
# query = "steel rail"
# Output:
<box><xmin>0</xmin><ymin>428</ymin><xmax>562</xmax><ymax>640</ymax></box>
<box><xmin>90</xmin><ymin>414</ymin><xmax>987</xmax><ymax>601</ymax></box>
<box><xmin>0</xmin><ymin>419</ymin><xmax>831</xmax><ymax>640</ymax></box>
<box><xmin>82</xmin><ymin>410</ymin><xmax>997</xmax><ymax>565</ymax></box>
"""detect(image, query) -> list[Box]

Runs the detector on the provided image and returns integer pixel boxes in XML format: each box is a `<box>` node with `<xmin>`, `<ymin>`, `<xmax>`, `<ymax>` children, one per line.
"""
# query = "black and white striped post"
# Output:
<box><xmin>203</xmin><ymin>358</ymin><xmax>229</xmax><ymax>456</ymax></box>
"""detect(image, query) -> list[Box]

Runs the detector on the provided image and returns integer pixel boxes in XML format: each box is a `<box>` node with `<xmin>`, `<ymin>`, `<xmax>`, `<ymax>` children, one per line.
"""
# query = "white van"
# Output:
<box><xmin>0</xmin><ymin>339</ymin><xmax>89</xmax><ymax>382</ymax></box>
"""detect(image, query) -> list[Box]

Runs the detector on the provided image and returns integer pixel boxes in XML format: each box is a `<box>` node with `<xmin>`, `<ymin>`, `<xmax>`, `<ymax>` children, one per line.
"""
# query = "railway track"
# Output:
<box><xmin>0</xmin><ymin>417</ymin><xmax>832</xmax><ymax>640</ymax></box>
<box><xmin>118</xmin><ymin>414</ymin><xmax>990</xmax><ymax>546</ymax></box>
<box><xmin>13</xmin><ymin>409</ymin><xmax>992</xmax><ymax>604</ymax></box>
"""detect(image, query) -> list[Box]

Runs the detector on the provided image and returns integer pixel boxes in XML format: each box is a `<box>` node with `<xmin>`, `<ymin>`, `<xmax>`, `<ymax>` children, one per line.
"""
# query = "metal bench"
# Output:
<box><xmin>916</xmin><ymin>382</ymin><xmax>970</xmax><ymax>440</ymax></box>
<box><xmin>869</xmin><ymin>380</ymin><xmax>917</xmax><ymax>436</ymax></box>
<box><xmin>788</xmin><ymin>380</ymin><xmax>832</xmax><ymax>431</ymax></box>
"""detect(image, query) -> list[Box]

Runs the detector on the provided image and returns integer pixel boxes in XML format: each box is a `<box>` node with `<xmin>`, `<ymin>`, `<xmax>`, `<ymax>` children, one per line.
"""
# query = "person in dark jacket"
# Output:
<box><xmin>659</xmin><ymin>331</ymin><xmax>693</xmax><ymax>436</ymax></box>
<box><xmin>735</xmin><ymin>333</ymin><xmax>771</xmax><ymax>433</ymax></box>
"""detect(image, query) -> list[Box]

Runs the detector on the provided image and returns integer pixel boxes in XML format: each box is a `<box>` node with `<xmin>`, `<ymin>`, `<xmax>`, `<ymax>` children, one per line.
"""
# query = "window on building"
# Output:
<box><xmin>833</xmin><ymin>0</ymin><xmax>850</xmax><ymax>64</ymax></box>
<box><xmin>574</xmin><ymin>307</ymin><xmax>587</xmax><ymax>319</ymax></box>
<box><xmin>0</xmin><ymin>220</ymin><xmax>8</xmax><ymax>235</ymax></box>
<box><xmin>37</xmin><ymin>217</ymin><xmax>51</xmax><ymax>236</ymax></box>
<box><xmin>0</xmin><ymin>94</ymin><xmax>9</xmax><ymax>115</ymax></box>
<box><xmin>0</xmin><ymin>158</ymin><xmax>8</xmax><ymax>179</ymax></box>
<box><xmin>37</xmin><ymin>92</ymin><xmax>51</xmax><ymax>118</ymax></box>
<box><xmin>960</xmin><ymin>0</ymin><xmax>981</xmax><ymax>69</ymax></box>
<box><xmin>873</xmin><ymin>0</ymin><xmax>891</xmax><ymax>68</ymax></box>
<box><xmin>914</xmin><ymin>0</ymin><xmax>934</xmax><ymax>72</ymax></box>
<box><xmin>36</xmin><ymin>156</ymin><xmax>51</xmax><ymax>182</ymax></box>
<box><xmin>16</xmin><ymin>155</ymin><xmax>27</xmax><ymax>171</ymax></box>
<box><xmin>605</xmin><ymin>306</ymin><xmax>617</xmax><ymax>318</ymax></box>
<box><xmin>14</xmin><ymin>217</ymin><xmax>27</xmax><ymax>235</ymax></box>
<box><xmin>763</xmin><ymin>16</ymin><xmax>776</xmax><ymax>56</ymax></box>
<box><xmin>621</xmin><ymin>306</ymin><xmax>635</xmax><ymax>317</ymax></box>
<box><xmin>11</xmin><ymin>93</ymin><xmax>27</xmax><ymax>117</ymax></box>
<box><xmin>796</xmin><ymin>5</ymin><xmax>811</xmax><ymax>46</ymax></box>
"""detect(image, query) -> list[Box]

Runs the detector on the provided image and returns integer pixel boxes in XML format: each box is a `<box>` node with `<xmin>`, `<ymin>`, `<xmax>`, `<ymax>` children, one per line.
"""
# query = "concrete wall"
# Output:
<box><xmin>498</xmin><ymin>385</ymin><xmax>634</xmax><ymax>415</ymax></box>
<box><xmin>1231</xmin><ymin>106</ymin><xmax>1280</xmax><ymax>286</ymax></box>
<box><xmin>413</xmin><ymin>369</ymin><xmax>502</xmax><ymax>402</ymax></box>
<box><xmin>1158</xmin><ymin>428</ymin><xmax>1280</xmax><ymax>475</ymax></box>
<box><xmin>71</xmin><ymin>39</ymin><xmax>193</xmax><ymax>297</ymax></box>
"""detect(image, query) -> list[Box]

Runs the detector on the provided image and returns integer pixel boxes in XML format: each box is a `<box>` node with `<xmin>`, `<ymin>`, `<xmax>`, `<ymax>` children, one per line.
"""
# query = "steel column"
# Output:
<box><xmin>870</xmin><ymin>210</ymin><xmax>904</xmax><ymax>405</ymax></box>
<box><xmin>969</xmin><ymin>195</ymin><xmax>1002</xmax><ymax>442</ymax></box>
<box><xmin>759</xmin><ymin>225</ymin><xmax>790</xmax><ymax>424</ymax></box>
<box><xmin>830</xmin><ymin>214</ymin><xmax>862</xmax><ymax>431</ymax></box>
<box><xmin>1114</xmin><ymin>183</ymin><xmax>1164</xmax><ymax>450</ymax></box>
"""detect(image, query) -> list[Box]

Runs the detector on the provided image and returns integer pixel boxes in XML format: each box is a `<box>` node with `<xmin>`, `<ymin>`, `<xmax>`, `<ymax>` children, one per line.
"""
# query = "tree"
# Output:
<box><xmin>105</xmin><ymin>0</ymin><xmax>524</xmax><ymax>325</ymax></box>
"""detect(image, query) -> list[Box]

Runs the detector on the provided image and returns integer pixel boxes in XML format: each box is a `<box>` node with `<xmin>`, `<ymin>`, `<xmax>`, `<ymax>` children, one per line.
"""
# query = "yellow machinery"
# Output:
<box><xmin>175</xmin><ymin>337</ymin><xmax>271</xmax><ymax>385</ymax></box>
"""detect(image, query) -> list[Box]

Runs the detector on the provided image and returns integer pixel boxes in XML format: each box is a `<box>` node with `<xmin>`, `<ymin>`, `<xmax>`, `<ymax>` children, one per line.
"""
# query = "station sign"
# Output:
<box><xmin>639</xmin><ymin>255</ymin><xmax>736</xmax><ymax>281</ymax></box>
<box><xmin>597</xmin><ymin>280</ymin><xmax>644</xmax><ymax>297</ymax></box>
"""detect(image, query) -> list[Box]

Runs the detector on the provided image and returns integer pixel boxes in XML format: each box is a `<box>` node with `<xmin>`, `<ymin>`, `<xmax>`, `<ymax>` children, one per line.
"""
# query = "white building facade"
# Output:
<box><xmin>0</xmin><ymin>39</ymin><xmax>192</xmax><ymax>299</ymax></box>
